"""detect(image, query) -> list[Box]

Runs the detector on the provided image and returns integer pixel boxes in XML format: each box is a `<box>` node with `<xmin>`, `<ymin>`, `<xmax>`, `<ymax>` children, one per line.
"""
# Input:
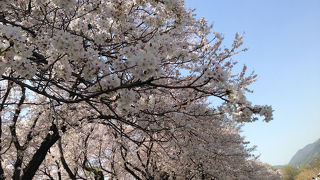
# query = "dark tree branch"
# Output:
<box><xmin>10</xmin><ymin>87</ymin><xmax>26</xmax><ymax>180</ymax></box>
<box><xmin>0</xmin><ymin>81</ymin><xmax>13</xmax><ymax>179</ymax></box>
<box><xmin>58</xmin><ymin>139</ymin><xmax>77</xmax><ymax>180</ymax></box>
<box><xmin>0</xmin><ymin>13</ymin><xmax>36</xmax><ymax>37</ymax></box>
<box><xmin>22</xmin><ymin>123</ymin><xmax>65</xmax><ymax>180</ymax></box>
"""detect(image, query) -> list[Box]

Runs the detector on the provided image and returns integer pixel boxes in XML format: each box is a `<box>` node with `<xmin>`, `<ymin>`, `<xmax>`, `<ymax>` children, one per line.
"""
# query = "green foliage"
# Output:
<box><xmin>281</xmin><ymin>165</ymin><xmax>300</xmax><ymax>180</ymax></box>
<box><xmin>295</xmin><ymin>168</ymin><xmax>319</xmax><ymax>180</ymax></box>
<box><xmin>281</xmin><ymin>157</ymin><xmax>320</xmax><ymax>180</ymax></box>
<box><xmin>311</xmin><ymin>156</ymin><xmax>320</xmax><ymax>168</ymax></box>
<box><xmin>294</xmin><ymin>157</ymin><xmax>320</xmax><ymax>180</ymax></box>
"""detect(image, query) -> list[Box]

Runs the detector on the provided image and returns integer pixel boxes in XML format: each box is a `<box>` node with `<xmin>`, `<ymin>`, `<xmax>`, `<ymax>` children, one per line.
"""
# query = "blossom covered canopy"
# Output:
<box><xmin>0</xmin><ymin>0</ymin><xmax>278</xmax><ymax>179</ymax></box>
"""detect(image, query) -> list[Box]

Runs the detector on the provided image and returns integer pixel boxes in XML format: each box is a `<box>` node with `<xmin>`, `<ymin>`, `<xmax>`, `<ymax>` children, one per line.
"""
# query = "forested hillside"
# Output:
<box><xmin>289</xmin><ymin>139</ymin><xmax>320</xmax><ymax>167</ymax></box>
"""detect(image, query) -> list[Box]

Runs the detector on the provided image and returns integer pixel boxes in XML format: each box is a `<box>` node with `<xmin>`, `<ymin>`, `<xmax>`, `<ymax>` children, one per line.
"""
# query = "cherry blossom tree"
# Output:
<box><xmin>0</xmin><ymin>0</ymin><xmax>278</xmax><ymax>179</ymax></box>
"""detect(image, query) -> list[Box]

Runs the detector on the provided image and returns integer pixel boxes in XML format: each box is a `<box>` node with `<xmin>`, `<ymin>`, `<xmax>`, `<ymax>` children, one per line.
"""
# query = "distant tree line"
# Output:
<box><xmin>281</xmin><ymin>156</ymin><xmax>320</xmax><ymax>180</ymax></box>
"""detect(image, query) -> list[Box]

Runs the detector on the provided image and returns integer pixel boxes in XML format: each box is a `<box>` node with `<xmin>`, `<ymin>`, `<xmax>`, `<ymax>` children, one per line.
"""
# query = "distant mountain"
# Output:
<box><xmin>289</xmin><ymin>139</ymin><xmax>320</xmax><ymax>167</ymax></box>
<box><xmin>272</xmin><ymin>165</ymin><xmax>284</xmax><ymax>169</ymax></box>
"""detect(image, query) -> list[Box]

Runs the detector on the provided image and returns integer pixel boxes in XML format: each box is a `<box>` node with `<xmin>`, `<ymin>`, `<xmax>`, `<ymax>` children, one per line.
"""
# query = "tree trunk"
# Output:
<box><xmin>22</xmin><ymin>124</ymin><xmax>62</xmax><ymax>180</ymax></box>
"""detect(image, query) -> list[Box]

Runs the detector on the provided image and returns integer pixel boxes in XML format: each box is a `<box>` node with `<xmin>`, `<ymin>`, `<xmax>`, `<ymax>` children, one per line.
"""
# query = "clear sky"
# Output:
<box><xmin>185</xmin><ymin>0</ymin><xmax>320</xmax><ymax>165</ymax></box>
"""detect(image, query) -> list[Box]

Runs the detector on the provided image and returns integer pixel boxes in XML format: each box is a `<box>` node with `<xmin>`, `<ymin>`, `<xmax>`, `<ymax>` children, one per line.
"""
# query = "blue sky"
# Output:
<box><xmin>185</xmin><ymin>0</ymin><xmax>320</xmax><ymax>165</ymax></box>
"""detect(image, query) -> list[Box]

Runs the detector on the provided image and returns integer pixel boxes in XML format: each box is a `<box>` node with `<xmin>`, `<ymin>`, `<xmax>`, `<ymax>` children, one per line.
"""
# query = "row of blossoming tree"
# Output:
<box><xmin>0</xmin><ymin>0</ymin><xmax>280</xmax><ymax>179</ymax></box>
